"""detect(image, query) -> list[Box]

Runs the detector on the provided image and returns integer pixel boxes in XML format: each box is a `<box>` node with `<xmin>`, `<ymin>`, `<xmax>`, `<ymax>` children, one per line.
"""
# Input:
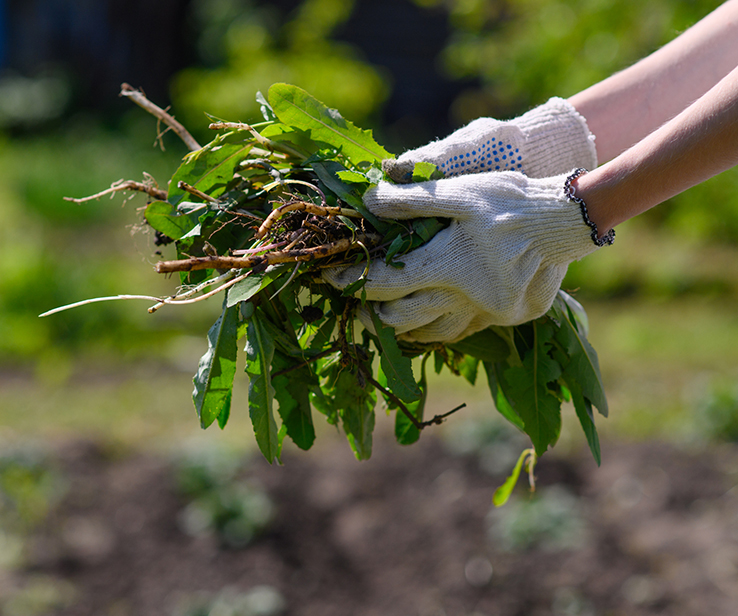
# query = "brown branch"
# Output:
<box><xmin>64</xmin><ymin>179</ymin><xmax>167</xmax><ymax>204</ymax></box>
<box><xmin>155</xmin><ymin>233</ymin><xmax>382</xmax><ymax>273</ymax></box>
<box><xmin>120</xmin><ymin>83</ymin><xmax>201</xmax><ymax>152</ymax></box>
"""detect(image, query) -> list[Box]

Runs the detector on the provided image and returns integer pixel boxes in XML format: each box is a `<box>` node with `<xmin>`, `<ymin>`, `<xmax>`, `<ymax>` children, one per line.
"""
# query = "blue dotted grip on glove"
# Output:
<box><xmin>440</xmin><ymin>138</ymin><xmax>523</xmax><ymax>176</ymax></box>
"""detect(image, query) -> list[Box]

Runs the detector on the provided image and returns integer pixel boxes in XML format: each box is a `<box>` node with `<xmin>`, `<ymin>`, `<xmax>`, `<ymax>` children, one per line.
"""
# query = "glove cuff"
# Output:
<box><xmin>523</xmin><ymin>173</ymin><xmax>603</xmax><ymax>264</ymax></box>
<box><xmin>513</xmin><ymin>98</ymin><xmax>598</xmax><ymax>178</ymax></box>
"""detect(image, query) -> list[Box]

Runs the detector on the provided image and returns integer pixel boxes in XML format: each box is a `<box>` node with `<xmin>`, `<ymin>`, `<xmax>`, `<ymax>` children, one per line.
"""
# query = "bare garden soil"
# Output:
<box><xmin>8</xmin><ymin>433</ymin><xmax>738</xmax><ymax>616</ymax></box>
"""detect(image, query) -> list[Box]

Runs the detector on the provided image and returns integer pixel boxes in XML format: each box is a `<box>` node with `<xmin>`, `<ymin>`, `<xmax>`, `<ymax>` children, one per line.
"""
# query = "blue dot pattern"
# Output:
<box><xmin>439</xmin><ymin>138</ymin><xmax>523</xmax><ymax>177</ymax></box>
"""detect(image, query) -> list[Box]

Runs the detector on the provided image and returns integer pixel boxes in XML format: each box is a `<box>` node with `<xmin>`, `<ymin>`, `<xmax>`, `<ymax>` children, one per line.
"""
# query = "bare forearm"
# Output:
<box><xmin>569</xmin><ymin>0</ymin><xmax>738</xmax><ymax>163</ymax></box>
<box><xmin>574</xmin><ymin>65</ymin><xmax>738</xmax><ymax>234</ymax></box>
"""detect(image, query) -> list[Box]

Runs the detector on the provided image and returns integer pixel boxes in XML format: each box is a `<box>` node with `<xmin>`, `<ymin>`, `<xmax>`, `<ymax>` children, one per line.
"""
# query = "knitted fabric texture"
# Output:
<box><xmin>323</xmin><ymin>171</ymin><xmax>599</xmax><ymax>343</ymax></box>
<box><xmin>384</xmin><ymin>98</ymin><xmax>597</xmax><ymax>182</ymax></box>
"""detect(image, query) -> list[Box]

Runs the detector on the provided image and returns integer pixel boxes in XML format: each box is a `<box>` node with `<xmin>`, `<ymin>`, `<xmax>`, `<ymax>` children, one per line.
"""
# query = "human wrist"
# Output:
<box><xmin>567</xmin><ymin>167</ymin><xmax>619</xmax><ymax>241</ymax></box>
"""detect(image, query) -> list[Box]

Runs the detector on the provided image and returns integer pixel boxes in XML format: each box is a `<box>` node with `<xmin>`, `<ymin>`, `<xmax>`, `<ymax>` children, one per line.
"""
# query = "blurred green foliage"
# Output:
<box><xmin>0</xmin><ymin>116</ymin><xmax>217</xmax><ymax>372</ymax></box>
<box><xmin>174</xmin><ymin>446</ymin><xmax>274</xmax><ymax>547</ymax></box>
<box><xmin>171</xmin><ymin>0</ymin><xmax>389</xmax><ymax>140</ymax></box>
<box><xmin>486</xmin><ymin>485</ymin><xmax>589</xmax><ymax>552</ymax></box>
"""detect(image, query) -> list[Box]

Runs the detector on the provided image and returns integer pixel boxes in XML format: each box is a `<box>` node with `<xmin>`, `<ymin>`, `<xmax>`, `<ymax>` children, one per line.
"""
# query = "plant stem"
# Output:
<box><xmin>64</xmin><ymin>179</ymin><xmax>167</xmax><ymax>204</ymax></box>
<box><xmin>120</xmin><ymin>83</ymin><xmax>201</xmax><ymax>152</ymax></box>
<box><xmin>155</xmin><ymin>233</ymin><xmax>381</xmax><ymax>273</ymax></box>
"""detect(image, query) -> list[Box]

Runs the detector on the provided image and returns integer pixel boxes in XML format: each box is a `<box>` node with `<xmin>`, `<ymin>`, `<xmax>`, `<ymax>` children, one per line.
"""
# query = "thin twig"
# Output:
<box><xmin>64</xmin><ymin>179</ymin><xmax>167</xmax><ymax>204</ymax></box>
<box><xmin>422</xmin><ymin>403</ymin><xmax>467</xmax><ymax>427</ymax></box>
<box><xmin>177</xmin><ymin>181</ymin><xmax>218</xmax><ymax>203</ymax></box>
<box><xmin>364</xmin><ymin>373</ymin><xmax>424</xmax><ymax>431</ymax></box>
<box><xmin>209</xmin><ymin>121</ymin><xmax>305</xmax><ymax>160</ymax></box>
<box><xmin>120</xmin><ymin>83</ymin><xmax>201</xmax><ymax>152</ymax></box>
<box><xmin>155</xmin><ymin>233</ymin><xmax>381</xmax><ymax>273</ymax></box>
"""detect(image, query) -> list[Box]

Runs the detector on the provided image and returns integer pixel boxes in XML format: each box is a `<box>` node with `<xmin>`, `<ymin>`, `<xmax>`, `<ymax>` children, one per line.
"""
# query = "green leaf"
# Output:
<box><xmin>244</xmin><ymin>312</ymin><xmax>282</xmax><ymax>463</ymax></box>
<box><xmin>255</xmin><ymin>90</ymin><xmax>277</xmax><ymax>122</ymax></box>
<box><xmin>483</xmin><ymin>361</ymin><xmax>525</xmax><ymax>430</ymax></box>
<box><xmin>311</xmin><ymin>160</ymin><xmax>385</xmax><ymax>230</ymax></box>
<box><xmin>567</xmin><ymin>379</ymin><xmax>602</xmax><ymax>466</ymax></box>
<box><xmin>272</xmin><ymin>350</ymin><xmax>316</xmax><ymax>451</ymax></box>
<box><xmin>394</xmin><ymin>354</ymin><xmax>430</xmax><ymax>445</ymax></box>
<box><xmin>268</xmin><ymin>83</ymin><xmax>392</xmax><ymax>166</ymax></box>
<box><xmin>410</xmin><ymin>217</ymin><xmax>446</xmax><ymax>245</ymax></box>
<box><xmin>411</xmin><ymin>161</ymin><xmax>442</xmax><ymax>182</ymax></box>
<box><xmin>226</xmin><ymin>270</ymin><xmax>282</xmax><ymax>308</ymax></box>
<box><xmin>457</xmin><ymin>355</ymin><xmax>479</xmax><ymax>386</ymax></box>
<box><xmin>448</xmin><ymin>327</ymin><xmax>510</xmax><ymax>363</ymax></box>
<box><xmin>169</xmin><ymin>138</ymin><xmax>253</xmax><ymax>204</ymax></box>
<box><xmin>192</xmin><ymin>301</ymin><xmax>239</xmax><ymax>429</ymax></box>
<box><xmin>493</xmin><ymin>448</ymin><xmax>533</xmax><ymax>507</ymax></box>
<box><xmin>145</xmin><ymin>201</ymin><xmax>198</xmax><ymax>241</ymax></box>
<box><xmin>503</xmin><ymin>322</ymin><xmax>563</xmax><ymax>456</ymax></box>
<box><xmin>368</xmin><ymin>305</ymin><xmax>421</xmax><ymax>403</ymax></box>
<box><xmin>551</xmin><ymin>297</ymin><xmax>608</xmax><ymax>417</ymax></box>
<box><xmin>335</xmin><ymin>369</ymin><xmax>376</xmax><ymax>460</ymax></box>
<box><xmin>336</xmin><ymin>170</ymin><xmax>370</xmax><ymax>184</ymax></box>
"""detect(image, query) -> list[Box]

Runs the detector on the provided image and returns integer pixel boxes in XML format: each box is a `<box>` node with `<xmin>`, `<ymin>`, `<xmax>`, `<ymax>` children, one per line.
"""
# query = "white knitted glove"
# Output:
<box><xmin>324</xmin><ymin>171</ymin><xmax>606</xmax><ymax>343</ymax></box>
<box><xmin>383</xmin><ymin>98</ymin><xmax>597</xmax><ymax>182</ymax></box>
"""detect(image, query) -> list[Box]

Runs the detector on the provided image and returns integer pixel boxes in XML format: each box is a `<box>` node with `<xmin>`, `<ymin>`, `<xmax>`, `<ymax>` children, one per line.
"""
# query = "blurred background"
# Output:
<box><xmin>2</xmin><ymin>0</ymin><xmax>738</xmax><ymax>615</ymax></box>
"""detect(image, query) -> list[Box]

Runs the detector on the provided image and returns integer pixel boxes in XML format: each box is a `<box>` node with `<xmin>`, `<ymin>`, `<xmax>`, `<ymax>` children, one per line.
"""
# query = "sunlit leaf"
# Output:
<box><xmin>192</xmin><ymin>301</ymin><xmax>239</xmax><ymax>429</ymax></box>
<box><xmin>268</xmin><ymin>83</ymin><xmax>392</xmax><ymax>165</ymax></box>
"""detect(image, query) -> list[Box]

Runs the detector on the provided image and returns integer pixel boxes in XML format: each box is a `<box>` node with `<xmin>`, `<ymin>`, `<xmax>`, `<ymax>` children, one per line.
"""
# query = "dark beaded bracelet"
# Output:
<box><xmin>564</xmin><ymin>168</ymin><xmax>615</xmax><ymax>247</ymax></box>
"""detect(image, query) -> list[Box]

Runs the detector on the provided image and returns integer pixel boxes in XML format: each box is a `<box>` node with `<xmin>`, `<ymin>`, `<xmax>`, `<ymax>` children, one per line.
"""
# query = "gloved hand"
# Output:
<box><xmin>383</xmin><ymin>98</ymin><xmax>597</xmax><ymax>182</ymax></box>
<box><xmin>323</xmin><ymin>171</ymin><xmax>610</xmax><ymax>343</ymax></box>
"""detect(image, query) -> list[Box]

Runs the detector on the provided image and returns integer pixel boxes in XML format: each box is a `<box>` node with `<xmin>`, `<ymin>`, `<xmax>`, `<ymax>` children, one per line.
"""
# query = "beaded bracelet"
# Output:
<box><xmin>564</xmin><ymin>168</ymin><xmax>615</xmax><ymax>247</ymax></box>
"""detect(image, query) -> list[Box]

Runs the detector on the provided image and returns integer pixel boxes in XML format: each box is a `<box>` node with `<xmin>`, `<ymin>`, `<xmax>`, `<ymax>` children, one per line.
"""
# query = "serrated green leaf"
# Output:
<box><xmin>145</xmin><ymin>201</ymin><xmax>198</xmax><ymax>241</ymax></box>
<box><xmin>368</xmin><ymin>305</ymin><xmax>421</xmax><ymax>403</ymax></box>
<box><xmin>551</xmin><ymin>297</ymin><xmax>608</xmax><ymax>417</ymax></box>
<box><xmin>448</xmin><ymin>327</ymin><xmax>510</xmax><ymax>363</ymax></box>
<box><xmin>503</xmin><ymin>322</ymin><xmax>562</xmax><ymax>456</ymax></box>
<box><xmin>268</xmin><ymin>83</ymin><xmax>392</xmax><ymax>166</ymax></box>
<box><xmin>244</xmin><ymin>312</ymin><xmax>282</xmax><ymax>463</ymax></box>
<box><xmin>192</xmin><ymin>301</ymin><xmax>239</xmax><ymax>429</ymax></box>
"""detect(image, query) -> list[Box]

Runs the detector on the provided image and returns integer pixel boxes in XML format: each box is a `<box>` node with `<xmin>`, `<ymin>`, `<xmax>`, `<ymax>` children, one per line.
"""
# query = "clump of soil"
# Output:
<box><xmin>4</xmin><ymin>434</ymin><xmax>738</xmax><ymax>616</ymax></box>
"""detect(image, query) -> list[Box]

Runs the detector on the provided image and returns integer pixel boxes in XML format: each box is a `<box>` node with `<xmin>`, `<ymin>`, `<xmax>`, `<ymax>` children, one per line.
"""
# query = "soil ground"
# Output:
<box><xmin>4</xmin><ymin>434</ymin><xmax>738</xmax><ymax>616</ymax></box>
